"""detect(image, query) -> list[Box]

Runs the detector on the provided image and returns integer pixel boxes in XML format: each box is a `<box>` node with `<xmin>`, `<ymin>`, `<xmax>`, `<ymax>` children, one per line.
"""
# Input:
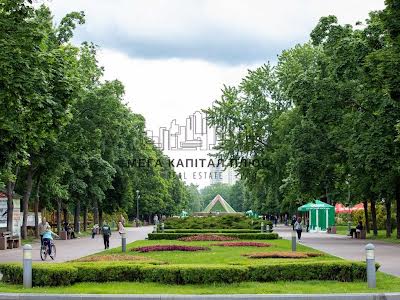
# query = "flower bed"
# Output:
<box><xmin>132</xmin><ymin>245</ymin><xmax>210</xmax><ymax>252</ymax></box>
<box><xmin>211</xmin><ymin>242</ymin><xmax>272</xmax><ymax>247</ymax></box>
<box><xmin>75</xmin><ymin>255</ymin><xmax>161</xmax><ymax>263</ymax></box>
<box><xmin>177</xmin><ymin>234</ymin><xmax>238</xmax><ymax>241</ymax></box>
<box><xmin>148</xmin><ymin>232</ymin><xmax>279</xmax><ymax>240</ymax></box>
<box><xmin>243</xmin><ymin>251</ymin><xmax>322</xmax><ymax>259</ymax></box>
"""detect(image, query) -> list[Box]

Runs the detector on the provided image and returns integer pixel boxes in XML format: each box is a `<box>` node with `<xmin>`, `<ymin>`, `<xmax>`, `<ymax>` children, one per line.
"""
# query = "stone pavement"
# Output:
<box><xmin>0</xmin><ymin>226</ymin><xmax>153</xmax><ymax>263</ymax></box>
<box><xmin>275</xmin><ymin>225</ymin><xmax>400</xmax><ymax>277</ymax></box>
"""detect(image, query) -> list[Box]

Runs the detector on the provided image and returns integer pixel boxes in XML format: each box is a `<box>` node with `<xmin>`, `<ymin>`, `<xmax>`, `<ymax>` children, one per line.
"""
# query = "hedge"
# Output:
<box><xmin>148</xmin><ymin>232</ymin><xmax>279</xmax><ymax>240</ymax></box>
<box><xmin>161</xmin><ymin>229</ymin><xmax>262</xmax><ymax>234</ymax></box>
<box><xmin>0</xmin><ymin>261</ymin><xmax>373</xmax><ymax>286</ymax></box>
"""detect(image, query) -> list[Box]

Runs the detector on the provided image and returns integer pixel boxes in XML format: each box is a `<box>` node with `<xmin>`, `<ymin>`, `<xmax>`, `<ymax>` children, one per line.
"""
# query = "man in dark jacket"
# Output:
<box><xmin>102</xmin><ymin>222</ymin><xmax>112</xmax><ymax>249</ymax></box>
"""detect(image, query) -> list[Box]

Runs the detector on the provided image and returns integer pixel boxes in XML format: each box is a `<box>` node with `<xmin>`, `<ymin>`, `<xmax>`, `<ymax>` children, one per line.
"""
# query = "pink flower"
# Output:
<box><xmin>132</xmin><ymin>245</ymin><xmax>210</xmax><ymax>252</ymax></box>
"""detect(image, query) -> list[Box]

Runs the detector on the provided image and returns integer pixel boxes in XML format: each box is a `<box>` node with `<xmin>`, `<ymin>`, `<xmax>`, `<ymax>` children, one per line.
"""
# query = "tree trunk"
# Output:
<box><xmin>396</xmin><ymin>180</ymin><xmax>400</xmax><ymax>239</ymax></box>
<box><xmin>385</xmin><ymin>199</ymin><xmax>392</xmax><ymax>238</ymax></box>
<box><xmin>99</xmin><ymin>208</ymin><xmax>103</xmax><ymax>227</ymax></box>
<box><xmin>56</xmin><ymin>199</ymin><xmax>62</xmax><ymax>234</ymax></box>
<box><xmin>83</xmin><ymin>206</ymin><xmax>88</xmax><ymax>232</ymax></box>
<box><xmin>74</xmin><ymin>198</ymin><xmax>80</xmax><ymax>233</ymax></box>
<box><xmin>93</xmin><ymin>200</ymin><xmax>99</xmax><ymax>225</ymax></box>
<box><xmin>371</xmin><ymin>199</ymin><xmax>378</xmax><ymax>236</ymax></box>
<box><xmin>6</xmin><ymin>182</ymin><xmax>15</xmax><ymax>232</ymax></box>
<box><xmin>363</xmin><ymin>201</ymin><xmax>370</xmax><ymax>233</ymax></box>
<box><xmin>63</xmin><ymin>207</ymin><xmax>68</xmax><ymax>230</ymax></box>
<box><xmin>5</xmin><ymin>167</ymin><xmax>19</xmax><ymax>232</ymax></box>
<box><xmin>34</xmin><ymin>177</ymin><xmax>41</xmax><ymax>238</ymax></box>
<box><xmin>21</xmin><ymin>162</ymin><xmax>34</xmax><ymax>239</ymax></box>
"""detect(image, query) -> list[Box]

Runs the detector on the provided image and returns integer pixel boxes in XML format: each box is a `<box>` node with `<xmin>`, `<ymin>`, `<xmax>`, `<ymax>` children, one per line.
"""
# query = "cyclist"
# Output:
<box><xmin>42</xmin><ymin>225</ymin><xmax>59</xmax><ymax>259</ymax></box>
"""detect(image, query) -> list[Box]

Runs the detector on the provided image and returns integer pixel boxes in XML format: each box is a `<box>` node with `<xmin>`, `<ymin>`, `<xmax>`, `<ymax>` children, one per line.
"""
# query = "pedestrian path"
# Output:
<box><xmin>275</xmin><ymin>225</ymin><xmax>400</xmax><ymax>277</ymax></box>
<box><xmin>0</xmin><ymin>226</ymin><xmax>153</xmax><ymax>263</ymax></box>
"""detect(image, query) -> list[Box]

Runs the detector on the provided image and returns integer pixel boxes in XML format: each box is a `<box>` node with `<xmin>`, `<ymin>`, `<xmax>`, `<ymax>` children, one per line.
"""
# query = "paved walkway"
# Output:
<box><xmin>275</xmin><ymin>225</ymin><xmax>400</xmax><ymax>277</ymax></box>
<box><xmin>0</xmin><ymin>226</ymin><xmax>153</xmax><ymax>263</ymax></box>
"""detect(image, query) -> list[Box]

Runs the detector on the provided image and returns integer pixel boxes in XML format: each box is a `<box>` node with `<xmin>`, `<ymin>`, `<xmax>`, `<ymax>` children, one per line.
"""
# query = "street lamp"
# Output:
<box><xmin>136</xmin><ymin>190</ymin><xmax>140</xmax><ymax>224</ymax></box>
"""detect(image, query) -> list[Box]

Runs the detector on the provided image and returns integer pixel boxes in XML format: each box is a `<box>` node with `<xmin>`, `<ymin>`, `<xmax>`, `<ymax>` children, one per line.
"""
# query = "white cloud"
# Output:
<box><xmin>97</xmin><ymin>48</ymin><xmax>257</xmax><ymax>132</ymax></box>
<box><xmin>48</xmin><ymin>0</ymin><xmax>385</xmax><ymax>63</ymax></box>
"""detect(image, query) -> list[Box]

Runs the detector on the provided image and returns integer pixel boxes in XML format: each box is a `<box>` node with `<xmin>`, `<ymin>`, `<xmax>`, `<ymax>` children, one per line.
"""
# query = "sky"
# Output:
<box><xmin>48</xmin><ymin>0</ymin><xmax>385</xmax><ymax>133</ymax></box>
<box><xmin>48</xmin><ymin>0</ymin><xmax>385</xmax><ymax>187</ymax></box>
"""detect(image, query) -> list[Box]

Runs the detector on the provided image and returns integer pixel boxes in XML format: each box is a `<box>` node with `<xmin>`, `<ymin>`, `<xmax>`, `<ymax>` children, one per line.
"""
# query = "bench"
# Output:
<box><xmin>327</xmin><ymin>226</ymin><xmax>337</xmax><ymax>234</ymax></box>
<box><xmin>0</xmin><ymin>231</ymin><xmax>20</xmax><ymax>250</ymax></box>
<box><xmin>356</xmin><ymin>230</ymin><xmax>366</xmax><ymax>239</ymax></box>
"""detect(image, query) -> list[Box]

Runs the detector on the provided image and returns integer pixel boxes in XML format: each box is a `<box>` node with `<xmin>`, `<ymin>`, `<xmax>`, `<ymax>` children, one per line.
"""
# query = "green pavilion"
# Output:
<box><xmin>298</xmin><ymin>200</ymin><xmax>335</xmax><ymax>232</ymax></box>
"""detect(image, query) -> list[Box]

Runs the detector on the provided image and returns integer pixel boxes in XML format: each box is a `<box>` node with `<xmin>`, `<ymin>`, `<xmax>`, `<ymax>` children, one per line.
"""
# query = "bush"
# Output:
<box><xmin>163</xmin><ymin>215</ymin><xmax>269</xmax><ymax>230</ymax></box>
<box><xmin>0</xmin><ymin>261</ymin><xmax>372</xmax><ymax>286</ymax></box>
<box><xmin>0</xmin><ymin>263</ymin><xmax>77</xmax><ymax>286</ymax></box>
<box><xmin>148</xmin><ymin>232</ymin><xmax>279</xmax><ymax>240</ymax></box>
<box><xmin>132</xmin><ymin>245</ymin><xmax>210</xmax><ymax>252</ymax></box>
<box><xmin>248</xmin><ymin>262</ymin><xmax>370</xmax><ymax>282</ymax></box>
<box><xmin>162</xmin><ymin>229</ymin><xmax>260</xmax><ymax>233</ymax></box>
<box><xmin>178</xmin><ymin>234</ymin><xmax>238</xmax><ymax>241</ymax></box>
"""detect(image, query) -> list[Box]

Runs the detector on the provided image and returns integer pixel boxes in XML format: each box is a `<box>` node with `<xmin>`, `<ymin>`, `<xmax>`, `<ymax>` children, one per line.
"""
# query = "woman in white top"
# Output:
<box><xmin>294</xmin><ymin>217</ymin><xmax>303</xmax><ymax>240</ymax></box>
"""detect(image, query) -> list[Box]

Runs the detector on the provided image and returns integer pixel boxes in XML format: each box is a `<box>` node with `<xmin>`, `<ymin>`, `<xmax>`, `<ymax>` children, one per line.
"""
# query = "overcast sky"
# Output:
<box><xmin>48</xmin><ymin>0</ymin><xmax>385</xmax><ymax>134</ymax></box>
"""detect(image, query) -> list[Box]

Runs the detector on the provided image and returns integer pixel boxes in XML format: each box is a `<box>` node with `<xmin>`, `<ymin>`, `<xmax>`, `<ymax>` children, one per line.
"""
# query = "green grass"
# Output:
<box><xmin>0</xmin><ymin>272</ymin><xmax>399</xmax><ymax>294</ymax></box>
<box><xmin>21</xmin><ymin>236</ymin><xmax>38</xmax><ymax>245</ymax></box>
<box><xmin>336</xmin><ymin>225</ymin><xmax>400</xmax><ymax>243</ymax></box>
<box><xmin>96</xmin><ymin>239</ymin><xmax>334</xmax><ymax>266</ymax></box>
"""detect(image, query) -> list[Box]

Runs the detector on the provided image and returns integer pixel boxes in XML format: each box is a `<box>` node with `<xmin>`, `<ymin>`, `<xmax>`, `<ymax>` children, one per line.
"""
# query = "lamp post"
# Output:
<box><xmin>23</xmin><ymin>244</ymin><xmax>32</xmax><ymax>288</ymax></box>
<box><xmin>136</xmin><ymin>190</ymin><xmax>140</xmax><ymax>225</ymax></box>
<box><xmin>365</xmin><ymin>243</ymin><xmax>376</xmax><ymax>288</ymax></box>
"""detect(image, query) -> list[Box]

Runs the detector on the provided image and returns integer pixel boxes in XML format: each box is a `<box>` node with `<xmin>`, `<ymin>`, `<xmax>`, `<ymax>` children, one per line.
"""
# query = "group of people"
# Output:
<box><xmin>93</xmin><ymin>216</ymin><xmax>127</xmax><ymax>249</ymax></box>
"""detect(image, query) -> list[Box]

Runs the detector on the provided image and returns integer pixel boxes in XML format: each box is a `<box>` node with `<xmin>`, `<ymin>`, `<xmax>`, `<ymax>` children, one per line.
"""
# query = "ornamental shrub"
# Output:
<box><xmin>163</xmin><ymin>229</ymin><xmax>260</xmax><ymax>233</ymax></box>
<box><xmin>132</xmin><ymin>245</ymin><xmax>210</xmax><ymax>252</ymax></box>
<box><xmin>148</xmin><ymin>233</ymin><xmax>279</xmax><ymax>240</ymax></box>
<box><xmin>163</xmin><ymin>215</ymin><xmax>271</xmax><ymax>230</ymax></box>
<box><xmin>0</xmin><ymin>261</ymin><xmax>374</xmax><ymax>286</ymax></box>
<box><xmin>178</xmin><ymin>234</ymin><xmax>238</xmax><ymax>241</ymax></box>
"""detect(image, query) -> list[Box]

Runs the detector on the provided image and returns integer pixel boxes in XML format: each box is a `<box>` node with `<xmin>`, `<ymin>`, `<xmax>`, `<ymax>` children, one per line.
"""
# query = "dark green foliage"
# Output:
<box><xmin>0</xmin><ymin>261</ymin><xmax>371</xmax><ymax>286</ymax></box>
<box><xmin>248</xmin><ymin>262</ymin><xmax>370</xmax><ymax>282</ymax></box>
<box><xmin>163</xmin><ymin>229</ymin><xmax>260</xmax><ymax>233</ymax></box>
<box><xmin>148</xmin><ymin>233</ymin><xmax>279</xmax><ymax>240</ymax></box>
<box><xmin>163</xmin><ymin>215</ymin><xmax>267</xmax><ymax>230</ymax></box>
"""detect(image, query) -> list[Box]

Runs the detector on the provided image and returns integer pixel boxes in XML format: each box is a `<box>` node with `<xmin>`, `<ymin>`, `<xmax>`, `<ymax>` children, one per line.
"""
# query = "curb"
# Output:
<box><xmin>0</xmin><ymin>294</ymin><xmax>400</xmax><ymax>300</ymax></box>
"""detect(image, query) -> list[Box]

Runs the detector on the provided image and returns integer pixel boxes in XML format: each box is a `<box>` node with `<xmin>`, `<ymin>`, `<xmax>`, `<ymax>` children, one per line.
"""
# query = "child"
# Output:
<box><xmin>42</xmin><ymin>225</ymin><xmax>59</xmax><ymax>259</ymax></box>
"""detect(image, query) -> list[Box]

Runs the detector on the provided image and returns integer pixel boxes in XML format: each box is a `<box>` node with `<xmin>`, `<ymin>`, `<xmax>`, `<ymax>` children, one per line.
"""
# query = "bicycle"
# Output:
<box><xmin>40</xmin><ymin>239</ymin><xmax>56</xmax><ymax>261</ymax></box>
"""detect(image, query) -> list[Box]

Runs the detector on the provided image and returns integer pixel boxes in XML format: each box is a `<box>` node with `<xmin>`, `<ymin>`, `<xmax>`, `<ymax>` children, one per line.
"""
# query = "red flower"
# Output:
<box><xmin>211</xmin><ymin>242</ymin><xmax>272</xmax><ymax>247</ymax></box>
<box><xmin>132</xmin><ymin>245</ymin><xmax>210</xmax><ymax>252</ymax></box>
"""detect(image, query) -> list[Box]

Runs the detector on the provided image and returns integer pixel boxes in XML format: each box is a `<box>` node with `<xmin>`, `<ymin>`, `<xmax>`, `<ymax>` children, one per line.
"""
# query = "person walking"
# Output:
<box><xmin>38</xmin><ymin>217</ymin><xmax>49</xmax><ymax>245</ymax></box>
<box><xmin>118</xmin><ymin>221</ymin><xmax>125</xmax><ymax>235</ymax></box>
<box><xmin>294</xmin><ymin>217</ymin><xmax>303</xmax><ymax>241</ymax></box>
<box><xmin>291</xmin><ymin>215</ymin><xmax>297</xmax><ymax>230</ymax></box>
<box><xmin>102</xmin><ymin>222</ymin><xmax>111</xmax><ymax>249</ymax></box>
<box><xmin>92</xmin><ymin>224</ymin><xmax>99</xmax><ymax>239</ymax></box>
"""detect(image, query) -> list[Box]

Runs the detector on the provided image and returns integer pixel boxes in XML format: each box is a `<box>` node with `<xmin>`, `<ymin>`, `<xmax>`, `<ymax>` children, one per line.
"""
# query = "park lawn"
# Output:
<box><xmin>336</xmin><ymin>225</ymin><xmax>400</xmax><ymax>244</ymax></box>
<box><xmin>0</xmin><ymin>272</ymin><xmax>399</xmax><ymax>294</ymax></box>
<box><xmin>88</xmin><ymin>239</ymin><xmax>339</xmax><ymax>266</ymax></box>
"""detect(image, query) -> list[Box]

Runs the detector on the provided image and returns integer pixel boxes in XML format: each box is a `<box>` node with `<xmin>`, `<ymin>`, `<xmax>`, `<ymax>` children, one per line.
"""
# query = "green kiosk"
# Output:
<box><xmin>298</xmin><ymin>200</ymin><xmax>335</xmax><ymax>232</ymax></box>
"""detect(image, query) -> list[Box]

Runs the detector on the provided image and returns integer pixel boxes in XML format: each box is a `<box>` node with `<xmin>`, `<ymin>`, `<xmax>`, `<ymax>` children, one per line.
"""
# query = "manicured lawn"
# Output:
<box><xmin>95</xmin><ymin>239</ymin><xmax>336</xmax><ymax>265</ymax></box>
<box><xmin>336</xmin><ymin>225</ymin><xmax>400</xmax><ymax>244</ymax></box>
<box><xmin>0</xmin><ymin>272</ymin><xmax>399</xmax><ymax>294</ymax></box>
